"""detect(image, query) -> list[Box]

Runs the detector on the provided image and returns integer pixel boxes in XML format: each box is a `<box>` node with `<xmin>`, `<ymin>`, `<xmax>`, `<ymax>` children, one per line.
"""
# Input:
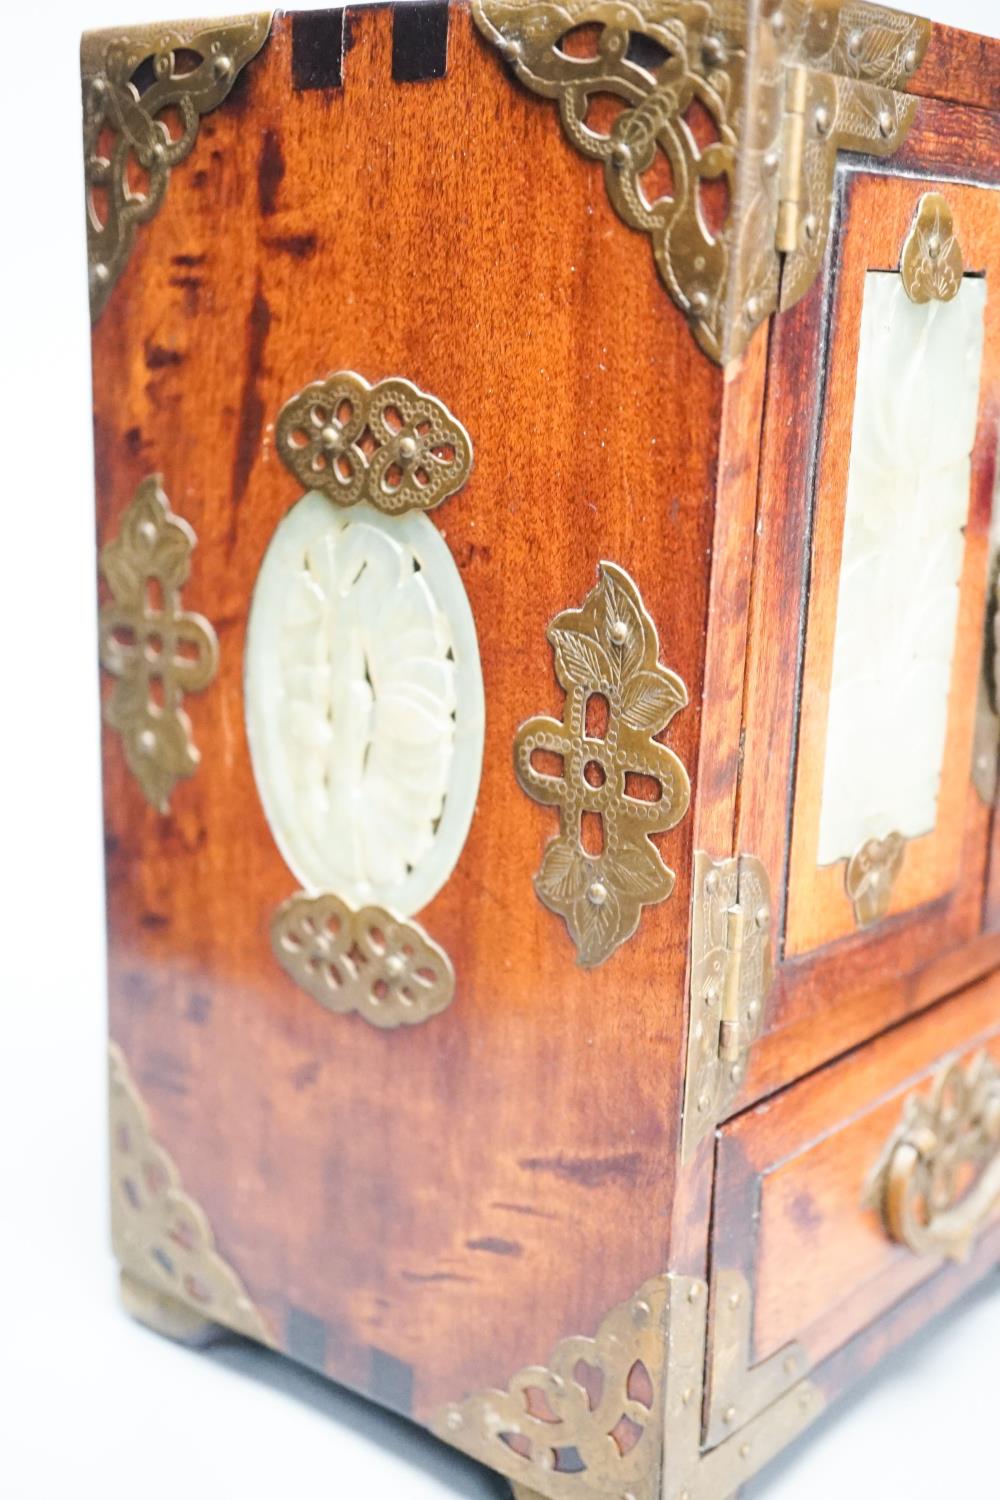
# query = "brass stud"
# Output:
<box><xmin>588</xmin><ymin>881</ymin><xmax>609</xmax><ymax>907</ymax></box>
<box><xmin>878</xmin><ymin>107</ymin><xmax>894</xmax><ymax>137</ymax></box>
<box><xmin>740</xmin><ymin>1442</ymin><xmax>752</xmax><ymax>1459</ymax></box>
<box><xmin>814</xmin><ymin>105</ymin><xmax>831</xmax><ymax>135</ymax></box>
<box><xmin>687</xmin><ymin>1283</ymin><xmax>701</xmax><ymax>1303</ymax></box>
<box><xmin>724</xmin><ymin>1404</ymin><xmax>737</xmax><ymax>1425</ymax></box>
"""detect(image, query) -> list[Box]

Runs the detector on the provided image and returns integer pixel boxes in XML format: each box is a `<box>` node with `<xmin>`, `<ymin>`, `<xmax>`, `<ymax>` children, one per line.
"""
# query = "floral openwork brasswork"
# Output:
<box><xmin>276</xmin><ymin>372</ymin><xmax>473</xmax><ymax>515</ymax></box>
<box><xmin>472</xmin><ymin>0</ymin><xmax>928</xmax><ymax>363</ymax></box>
<box><xmin>844</xmin><ymin>832</ymin><xmax>905</xmax><ymax>929</ymax></box>
<box><xmin>514</xmin><ymin>563</ymin><xmax>689</xmax><ymax>967</ymax></box>
<box><xmin>99</xmin><ymin>475</ymin><xmax>218</xmax><ymax>812</ymax></box>
<box><xmin>435</xmin><ymin>1269</ymin><xmax>822</xmax><ymax>1500</ymax></box>
<box><xmin>109</xmin><ymin>1043</ymin><xmax>275</xmax><ymax>1345</ymax></box>
<box><xmin>901</xmin><ymin>192</ymin><xmax>965</xmax><ymax>304</ymax></box>
<box><xmin>865</xmin><ymin>1051</ymin><xmax>1000</xmax><ymax>1263</ymax></box>
<box><xmin>271</xmin><ymin>891</ymin><xmax>456</xmax><ymax>1028</ymax></box>
<box><xmin>82</xmin><ymin>15</ymin><xmax>271</xmax><ymax>320</ymax></box>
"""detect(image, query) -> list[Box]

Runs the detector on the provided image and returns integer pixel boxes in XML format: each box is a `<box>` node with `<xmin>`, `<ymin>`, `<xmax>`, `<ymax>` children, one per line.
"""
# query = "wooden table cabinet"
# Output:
<box><xmin>84</xmin><ymin>3</ymin><xmax>1000</xmax><ymax>1496</ymax></box>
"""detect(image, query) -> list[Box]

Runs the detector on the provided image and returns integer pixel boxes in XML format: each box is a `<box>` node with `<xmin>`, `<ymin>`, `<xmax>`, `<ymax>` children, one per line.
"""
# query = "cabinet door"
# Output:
<box><xmin>737</xmin><ymin>171</ymin><xmax>1000</xmax><ymax>1098</ymax></box>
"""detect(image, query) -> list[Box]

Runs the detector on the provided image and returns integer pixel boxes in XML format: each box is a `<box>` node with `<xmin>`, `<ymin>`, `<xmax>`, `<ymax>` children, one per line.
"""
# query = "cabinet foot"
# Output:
<box><xmin>118</xmin><ymin>1268</ymin><xmax>225</xmax><ymax>1348</ymax></box>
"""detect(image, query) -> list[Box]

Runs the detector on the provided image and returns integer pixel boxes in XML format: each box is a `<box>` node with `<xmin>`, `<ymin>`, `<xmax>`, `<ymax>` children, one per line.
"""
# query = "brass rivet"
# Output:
<box><xmin>214</xmin><ymin>54</ymin><xmax>232</xmax><ymax>77</ymax></box>
<box><xmin>730</xmin><ymin>1063</ymin><xmax>743</xmax><ymax>1084</ymax></box>
<box><xmin>681</xmin><ymin>1386</ymin><xmax>694</xmax><ymax>1406</ymax></box>
<box><xmin>763</xmin><ymin>150</ymin><xmax>780</xmax><ymax>177</ymax></box>
<box><xmin>610</xmin><ymin>619</ymin><xmax>629</xmax><ymax>644</ymax></box>
<box><xmin>588</xmin><ymin>881</ymin><xmax>609</xmax><ymax>907</ymax></box>
<box><xmin>771</xmin><ymin>11</ymin><xmax>786</xmax><ymax>36</ymax></box>
<box><xmin>697</xmin><ymin>1093</ymin><xmax>710</xmax><ymax>1112</ymax></box>
<box><xmin>878</xmin><ymin>108</ymin><xmax>894</xmax><ymax>137</ymax></box>
<box><xmin>747</xmin><ymin>999</ymin><xmax>760</xmax><ymax>1021</ymax></box>
<box><xmin>138</xmin><ymin>729</ymin><xmax>156</xmax><ymax>754</ymax></box>
<box><xmin>687</xmin><ymin>1283</ymin><xmax>701</xmax><ymax>1303</ymax></box>
<box><xmin>814</xmin><ymin>105</ymin><xmax>830</xmax><ymax>135</ymax></box>
<box><xmin>904</xmin><ymin>46</ymin><xmax>918</xmax><ymax>71</ymax></box>
<box><xmin>756</xmin><ymin>904</ymin><xmax>770</xmax><ymax>929</ymax></box>
<box><xmin>803</xmin><ymin>214</ymin><xmax>818</xmax><ymax>242</ymax></box>
<box><xmin>705</xmin><ymin>870</ymin><xmax>720</xmax><ymax>895</ymax></box>
<box><xmin>633</xmin><ymin>1299</ymin><xmax>651</xmax><ymax>1326</ymax></box>
<box><xmin>139</xmin><ymin>520</ymin><xmax>157</xmax><ymax>542</ymax></box>
<box><xmin>847</xmin><ymin>28</ymin><xmax>863</xmax><ymax>57</ymax></box>
<box><xmin>724</xmin><ymin>1405</ymin><xmax>737</xmax><ymax>1425</ymax></box>
<box><xmin>728</xmin><ymin>1290</ymin><xmax>741</xmax><ymax>1310</ymax></box>
<box><xmin>385</xmin><ymin>954</ymin><xmax>405</xmax><ymax>978</ymax></box>
<box><xmin>446</xmin><ymin>1409</ymin><xmax>463</xmax><ymax>1431</ymax></box>
<box><xmin>398</xmin><ymin>435</ymin><xmax>418</xmax><ymax>461</ymax></box>
<box><xmin>746</xmin><ymin>294</ymin><xmax>762</xmax><ymax>322</ymax></box>
<box><xmin>611</xmin><ymin>140</ymin><xmax>633</xmax><ymax>167</ymax></box>
<box><xmin>321</xmin><ymin>425</ymin><xmax>341</xmax><ymax>450</ymax></box>
<box><xmin>691</xmin><ymin>289</ymin><xmax>709</xmax><ymax>313</ymax></box>
<box><xmin>94</xmin><ymin>262</ymin><xmax>110</xmax><ymax>283</ymax></box>
<box><xmin>740</xmin><ymin>1442</ymin><xmax>751</xmax><ymax>1459</ymax></box>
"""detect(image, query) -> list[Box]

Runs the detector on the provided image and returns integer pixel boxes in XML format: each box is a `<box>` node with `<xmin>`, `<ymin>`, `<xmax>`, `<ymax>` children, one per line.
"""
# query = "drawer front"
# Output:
<box><xmin>713</xmin><ymin>972</ymin><xmax>1000</xmax><ymax>1374</ymax></box>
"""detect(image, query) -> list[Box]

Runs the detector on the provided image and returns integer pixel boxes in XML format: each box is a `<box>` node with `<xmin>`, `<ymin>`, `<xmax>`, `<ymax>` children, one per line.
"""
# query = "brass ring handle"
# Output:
<box><xmin>864</xmin><ymin>1052</ymin><xmax>1000</xmax><ymax>1262</ymax></box>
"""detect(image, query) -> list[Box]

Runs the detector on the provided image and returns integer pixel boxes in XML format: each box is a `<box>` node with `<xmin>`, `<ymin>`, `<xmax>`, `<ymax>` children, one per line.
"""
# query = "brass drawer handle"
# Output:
<box><xmin>864</xmin><ymin>1052</ymin><xmax>1000</xmax><ymax>1262</ymax></box>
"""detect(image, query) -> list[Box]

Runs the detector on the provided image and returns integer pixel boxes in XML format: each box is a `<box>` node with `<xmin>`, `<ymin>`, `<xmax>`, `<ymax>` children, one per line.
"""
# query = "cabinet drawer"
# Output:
<box><xmin>713</xmin><ymin>972</ymin><xmax>1000</xmax><ymax>1374</ymax></box>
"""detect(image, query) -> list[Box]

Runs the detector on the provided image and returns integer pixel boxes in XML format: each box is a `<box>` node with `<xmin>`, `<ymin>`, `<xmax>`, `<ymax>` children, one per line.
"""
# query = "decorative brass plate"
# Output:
<box><xmin>435</xmin><ymin>1269</ymin><xmax>822</xmax><ymax>1500</ymax></box>
<box><xmin>271</xmin><ymin>891</ymin><xmax>455</xmax><ymax>1028</ymax></box>
<box><xmin>82</xmin><ymin>14</ymin><xmax>272</xmax><ymax>320</ymax></box>
<box><xmin>109</xmin><ymin>1042</ymin><xmax>275</xmax><ymax>1345</ymax></box>
<box><xmin>682</xmin><ymin>851</ymin><xmax>773</xmax><ymax>1162</ymax></box>
<box><xmin>844</xmin><ymin>831</ymin><xmax>905</xmax><ymax>929</ymax></box>
<box><xmin>276</xmin><ymin>372</ymin><xmax>473</xmax><ymax>515</ymax></box>
<box><xmin>99</xmin><ymin>475</ymin><xmax>218</xmax><ymax>812</ymax></box>
<box><xmin>514</xmin><ymin>562</ymin><xmax>690</xmax><ymax>967</ymax></box>
<box><xmin>864</xmin><ymin>1051</ymin><xmax>1000</xmax><ymax>1262</ymax></box>
<box><xmin>472</xmin><ymin>0</ymin><xmax>928</xmax><ymax>364</ymax></box>
<box><xmin>901</xmin><ymin>193</ymin><xmax>964</xmax><ymax>304</ymax></box>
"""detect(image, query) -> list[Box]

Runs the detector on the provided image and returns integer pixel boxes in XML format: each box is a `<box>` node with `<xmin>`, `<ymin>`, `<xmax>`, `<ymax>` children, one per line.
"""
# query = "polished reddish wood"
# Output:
<box><xmin>88</xmin><ymin>0</ymin><xmax>1000</xmax><ymax>1458</ymax></box>
<box><xmin>92</xmin><ymin>4</ymin><xmax>722</xmax><ymax>1421</ymax></box>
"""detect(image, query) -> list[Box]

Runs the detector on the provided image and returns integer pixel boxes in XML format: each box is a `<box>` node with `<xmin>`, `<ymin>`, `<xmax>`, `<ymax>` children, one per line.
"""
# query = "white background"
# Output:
<box><xmin>2</xmin><ymin>2</ymin><xmax>998</xmax><ymax>1497</ymax></box>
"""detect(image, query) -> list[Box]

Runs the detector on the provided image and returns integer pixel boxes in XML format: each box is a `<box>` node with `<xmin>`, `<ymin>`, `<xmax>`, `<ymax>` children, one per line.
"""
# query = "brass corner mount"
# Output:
<box><xmin>472</xmin><ymin>0</ymin><xmax>929</xmax><ymax>365</ymax></box>
<box><xmin>82</xmin><ymin>13</ymin><xmax>273</xmax><ymax>320</ymax></box>
<box><xmin>435</xmin><ymin>1267</ymin><xmax>822</xmax><ymax>1500</ymax></box>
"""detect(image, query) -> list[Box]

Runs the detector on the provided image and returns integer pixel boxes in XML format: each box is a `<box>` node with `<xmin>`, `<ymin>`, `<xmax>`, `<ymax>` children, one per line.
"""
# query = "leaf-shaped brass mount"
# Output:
<box><xmin>99</xmin><ymin>475</ymin><xmax>218</xmax><ymax>812</ymax></box>
<box><xmin>514</xmin><ymin>562</ymin><xmax>690</xmax><ymax>967</ymax></box>
<box><xmin>901</xmin><ymin>192</ymin><xmax>965</xmax><ymax>304</ymax></box>
<box><xmin>82</xmin><ymin>14</ymin><xmax>272</xmax><ymax>321</ymax></box>
<box><xmin>109</xmin><ymin>1043</ymin><xmax>275</xmax><ymax>1345</ymax></box>
<box><xmin>276</xmin><ymin>372</ymin><xmax>473</xmax><ymax>515</ymax></box>
<box><xmin>864</xmin><ymin>1051</ymin><xmax>1000</xmax><ymax>1262</ymax></box>
<box><xmin>844</xmin><ymin>831</ymin><xmax>905</xmax><ymax>929</ymax></box>
<box><xmin>271</xmin><ymin>891</ymin><xmax>456</xmax><ymax>1028</ymax></box>
<box><xmin>472</xmin><ymin>0</ymin><xmax>928</xmax><ymax>364</ymax></box>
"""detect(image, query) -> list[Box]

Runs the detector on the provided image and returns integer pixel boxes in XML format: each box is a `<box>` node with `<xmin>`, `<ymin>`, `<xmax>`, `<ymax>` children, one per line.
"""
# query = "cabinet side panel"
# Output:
<box><xmin>90</xmin><ymin>5</ymin><xmax>723</xmax><ymax>1422</ymax></box>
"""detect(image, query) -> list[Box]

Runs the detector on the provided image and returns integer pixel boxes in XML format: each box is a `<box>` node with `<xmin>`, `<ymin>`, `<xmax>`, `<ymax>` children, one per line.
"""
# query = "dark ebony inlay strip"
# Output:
<box><xmin>369</xmin><ymin>1347</ymin><xmax>415</xmax><ymax>1415</ymax></box>
<box><xmin>392</xmin><ymin>1</ymin><xmax>450</xmax><ymax>83</ymax></box>
<box><xmin>292</xmin><ymin>9</ymin><xmax>345</xmax><ymax>91</ymax></box>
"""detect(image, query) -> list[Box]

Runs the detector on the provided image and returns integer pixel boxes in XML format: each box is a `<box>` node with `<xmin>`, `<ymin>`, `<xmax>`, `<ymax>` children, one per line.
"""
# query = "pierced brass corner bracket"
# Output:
<box><xmin>472</xmin><ymin>0</ymin><xmax>929</xmax><ymax>364</ymax></box>
<box><xmin>82</xmin><ymin>13</ymin><xmax>272</xmax><ymax>320</ymax></box>
<box><xmin>864</xmin><ymin>1050</ymin><xmax>1000</xmax><ymax>1263</ymax></box>
<box><xmin>434</xmin><ymin>1269</ymin><xmax>822</xmax><ymax>1500</ymax></box>
<box><xmin>681</xmin><ymin>852</ymin><xmax>773</xmax><ymax>1162</ymax></box>
<box><xmin>514</xmin><ymin>562</ymin><xmax>690</xmax><ymax>967</ymax></box>
<box><xmin>109</xmin><ymin>1042</ymin><xmax>276</xmax><ymax>1346</ymax></box>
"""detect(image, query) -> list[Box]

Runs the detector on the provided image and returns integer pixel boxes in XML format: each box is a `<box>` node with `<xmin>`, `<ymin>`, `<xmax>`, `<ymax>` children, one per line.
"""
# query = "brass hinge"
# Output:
<box><xmin>681</xmin><ymin>852</ymin><xmax>774</xmax><ymax>1162</ymax></box>
<box><xmin>776</xmin><ymin>66</ymin><xmax>809</xmax><ymax>256</ymax></box>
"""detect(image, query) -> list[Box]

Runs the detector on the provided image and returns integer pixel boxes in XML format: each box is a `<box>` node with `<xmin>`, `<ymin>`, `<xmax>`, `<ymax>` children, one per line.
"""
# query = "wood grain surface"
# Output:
<box><xmin>91</xmin><ymin>4</ymin><xmax>723</xmax><ymax>1421</ymax></box>
<box><xmin>87</xmin><ymin>0</ymin><xmax>1000</xmax><ymax>1448</ymax></box>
